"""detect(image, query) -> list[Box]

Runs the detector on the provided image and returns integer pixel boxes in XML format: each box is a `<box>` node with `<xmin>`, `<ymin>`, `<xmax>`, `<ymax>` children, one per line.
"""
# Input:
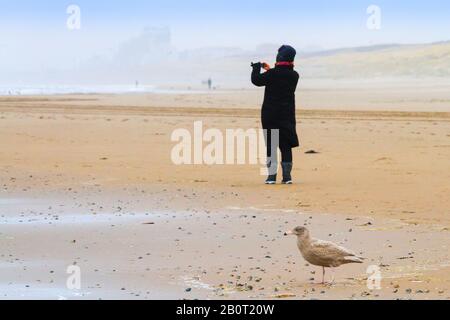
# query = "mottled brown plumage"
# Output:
<box><xmin>285</xmin><ymin>226</ymin><xmax>364</xmax><ymax>284</ymax></box>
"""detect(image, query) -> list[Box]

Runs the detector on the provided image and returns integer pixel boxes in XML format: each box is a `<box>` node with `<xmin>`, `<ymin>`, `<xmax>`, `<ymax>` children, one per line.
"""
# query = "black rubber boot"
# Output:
<box><xmin>281</xmin><ymin>162</ymin><xmax>293</xmax><ymax>184</ymax></box>
<box><xmin>265</xmin><ymin>174</ymin><xmax>277</xmax><ymax>185</ymax></box>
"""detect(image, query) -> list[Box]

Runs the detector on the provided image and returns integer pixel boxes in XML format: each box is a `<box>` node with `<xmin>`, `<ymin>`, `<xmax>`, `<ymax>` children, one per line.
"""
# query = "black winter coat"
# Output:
<box><xmin>251</xmin><ymin>64</ymin><xmax>300</xmax><ymax>148</ymax></box>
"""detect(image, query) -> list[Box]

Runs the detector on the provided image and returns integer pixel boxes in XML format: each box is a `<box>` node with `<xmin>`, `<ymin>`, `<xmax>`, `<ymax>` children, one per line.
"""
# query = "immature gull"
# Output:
<box><xmin>285</xmin><ymin>226</ymin><xmax>364</xmax><ymax>284</ymax></box>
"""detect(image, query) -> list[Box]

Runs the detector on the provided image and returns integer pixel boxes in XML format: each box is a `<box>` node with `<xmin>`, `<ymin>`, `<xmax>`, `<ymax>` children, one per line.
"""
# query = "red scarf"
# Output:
<box><xmin>275</xmin><ymin>61</ymin><xmax>294</xmax><ymax>67</ymax></box>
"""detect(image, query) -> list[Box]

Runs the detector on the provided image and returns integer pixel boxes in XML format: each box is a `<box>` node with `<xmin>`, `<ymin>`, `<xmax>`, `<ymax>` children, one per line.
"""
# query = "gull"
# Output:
<box><xmin>285</xmin><ymin>226</ymin><xmax>364</xmax><ymax>284</ymax></box>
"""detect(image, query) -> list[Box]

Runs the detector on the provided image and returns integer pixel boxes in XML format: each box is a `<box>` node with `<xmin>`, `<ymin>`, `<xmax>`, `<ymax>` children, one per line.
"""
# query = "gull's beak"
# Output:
<box><xmin>284</xmin><ymin>230</ymin><xmax>294</xmax><ymax>236</ymax></box>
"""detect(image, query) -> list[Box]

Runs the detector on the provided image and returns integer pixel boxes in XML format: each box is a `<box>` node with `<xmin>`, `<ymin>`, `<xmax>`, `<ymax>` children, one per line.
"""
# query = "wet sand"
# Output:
<box><xmin>0</xmin><ymin>92</ymin><xmax>449</xmax><ymax>299</ymax></box>
<box><xmin>1</xmin><ymin>195</ymin><xmax>449</xmax><ymax>300</ymax></box>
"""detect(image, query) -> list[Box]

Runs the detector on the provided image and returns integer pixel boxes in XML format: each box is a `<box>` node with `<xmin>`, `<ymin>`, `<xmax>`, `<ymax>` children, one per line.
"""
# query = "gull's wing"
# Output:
<box><xmin>310</xmin><ymin>238</ymin><xmax>357</xmax><ymax>259</ymax></box>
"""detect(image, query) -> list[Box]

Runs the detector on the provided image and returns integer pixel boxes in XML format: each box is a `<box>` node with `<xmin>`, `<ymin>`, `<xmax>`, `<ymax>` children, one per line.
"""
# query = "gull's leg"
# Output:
<box><xmin>322</xmin><ymin>267</ymin><xmax>325</xmax><ymax>284</ymax></box>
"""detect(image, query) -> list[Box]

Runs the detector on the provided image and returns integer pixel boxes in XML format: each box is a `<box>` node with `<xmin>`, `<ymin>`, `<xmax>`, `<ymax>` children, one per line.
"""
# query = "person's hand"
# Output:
<box><xmin>251</xmin><ymin>62</ymin><xmax>262</xmax><ymax>69</ymax></box>
<box><xmin>262</xmin><ymin>62</ymin><xmax>271</xmax><ymax>71</ymax></box>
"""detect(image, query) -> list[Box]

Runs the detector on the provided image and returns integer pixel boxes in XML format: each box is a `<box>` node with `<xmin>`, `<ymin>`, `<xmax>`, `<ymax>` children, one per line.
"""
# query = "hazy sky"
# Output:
<box><xmin>1</xmin><ymin>0</ymin><xmax>450</xmax><ymax>83</ymax></box>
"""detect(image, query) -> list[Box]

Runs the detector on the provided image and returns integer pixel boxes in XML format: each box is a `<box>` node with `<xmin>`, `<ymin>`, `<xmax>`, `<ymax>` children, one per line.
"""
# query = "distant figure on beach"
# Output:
<box><xmin>207</xmin><ymin>78</ymin><xmax>212</xmax><ymax>90</ymax></box>
<box><xmin>251</xmin><ymin>45</ymin><xmax>300</xmax><ymax>185</ymax></box>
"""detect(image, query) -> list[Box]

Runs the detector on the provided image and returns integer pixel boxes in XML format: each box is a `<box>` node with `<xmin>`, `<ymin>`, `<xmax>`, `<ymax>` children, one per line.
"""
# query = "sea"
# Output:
<box><xmin>0</xmin><ymin>85</ymin><xmax>211</xmax><ymax>96</ymax></box>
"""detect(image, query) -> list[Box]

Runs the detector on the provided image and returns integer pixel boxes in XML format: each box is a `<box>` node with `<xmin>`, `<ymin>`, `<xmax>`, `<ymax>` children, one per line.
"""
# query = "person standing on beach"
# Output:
<box><xmin>251</xmin><ymin>45</ymin><xmax>300</xmax><ymax>185</ymax></box>
<box><xmin>207</xmin><ymin>78</ymin><xmax>212</xmax><ymax>90</ymax></box>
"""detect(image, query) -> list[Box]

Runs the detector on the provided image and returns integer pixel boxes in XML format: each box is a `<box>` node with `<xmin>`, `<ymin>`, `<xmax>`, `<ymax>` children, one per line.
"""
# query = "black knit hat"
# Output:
<box><xmin>276</xmin><ymin>45</ymin><xmax>296</xmax><ymax>62</ymax></box>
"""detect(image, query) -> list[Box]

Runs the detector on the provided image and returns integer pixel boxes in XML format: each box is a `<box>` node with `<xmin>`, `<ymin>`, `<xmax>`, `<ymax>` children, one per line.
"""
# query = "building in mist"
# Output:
<box><xmin>114</xmin><ymin>27</ymin><xmax>174</xmax><ymax>68</ymax></box>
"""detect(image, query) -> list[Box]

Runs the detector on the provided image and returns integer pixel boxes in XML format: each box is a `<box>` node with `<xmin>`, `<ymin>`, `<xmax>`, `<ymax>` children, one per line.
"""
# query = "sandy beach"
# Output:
<box><xmin>1</xmin><ymin>89</ymin><xmax>449</xmax><ymax>300</ymax></box>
